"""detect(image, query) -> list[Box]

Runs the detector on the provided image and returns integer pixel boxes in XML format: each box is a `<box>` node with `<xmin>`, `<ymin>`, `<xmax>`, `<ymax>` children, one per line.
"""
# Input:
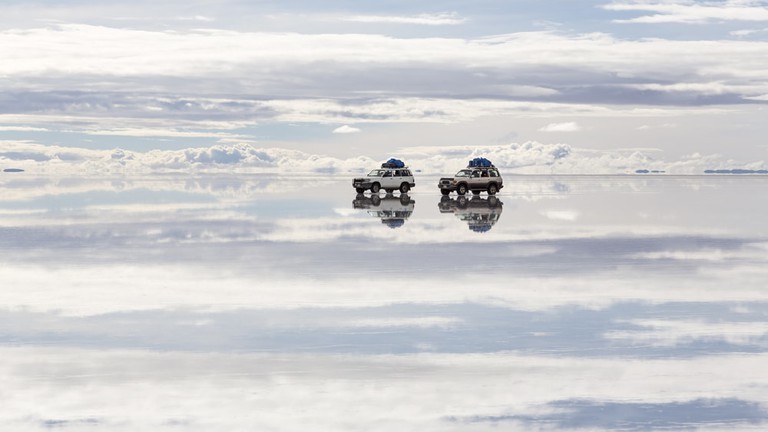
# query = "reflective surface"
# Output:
<box><xmin>2</xmin><ymin>174</ymin><xmax>768</xmax><ymax>431</ymax></box>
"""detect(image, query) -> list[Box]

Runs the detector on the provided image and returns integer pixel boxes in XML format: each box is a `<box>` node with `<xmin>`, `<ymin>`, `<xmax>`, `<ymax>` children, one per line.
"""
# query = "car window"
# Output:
<box><xmin>367</xmin><ymin>170</ymin><xmax>383</xmax><ymax>177</ymax></box>
<box><xmin>490</xmin><ymin>170</ymin><xmax>498</xmax><ymax>177</ymax></box>
<box><xmin>383</xmin><ymin>171</ymin><xmax>392</xmax><ymax>177</ymax></box>
<box><xmin>455</xmin><ymin>170</ymin><xmax>472</xmax><ymax>177</ymax></box>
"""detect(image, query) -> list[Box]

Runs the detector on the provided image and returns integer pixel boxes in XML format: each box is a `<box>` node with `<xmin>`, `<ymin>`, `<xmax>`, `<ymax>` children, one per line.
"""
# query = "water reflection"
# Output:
<box><xmin>2</xmin><ymin>175</ymin><xmax>768</xmax><ymax>431</ymax></box>
<box><xmin>438</xmin><ymin>195</ymin><xmax>503</xmax><ymax>233</ymax></box>
<box><xmin>353</xmin><ymin>193</ymin><xmax>415</xmax><ymax>229</ymax></box>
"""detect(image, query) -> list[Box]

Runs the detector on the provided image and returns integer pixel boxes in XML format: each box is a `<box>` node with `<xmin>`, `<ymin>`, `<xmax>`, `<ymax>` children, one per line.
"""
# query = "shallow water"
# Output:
<box><xmin>1</xmin><ymin>174</ymin><xmax>768</xmax><ymax>431</ymax></box>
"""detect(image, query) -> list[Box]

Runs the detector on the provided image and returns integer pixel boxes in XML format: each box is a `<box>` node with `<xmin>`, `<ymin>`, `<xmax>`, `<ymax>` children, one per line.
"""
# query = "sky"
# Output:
<box><xmin>1</xmin><ymin>0</ymin><xmax>768</xmax><ymax>173</ymax></box>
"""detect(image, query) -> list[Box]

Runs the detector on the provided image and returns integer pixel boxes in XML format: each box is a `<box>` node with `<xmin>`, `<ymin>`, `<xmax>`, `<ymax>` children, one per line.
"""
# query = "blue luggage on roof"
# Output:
<box><xmin>468</xmin><ymin>157</ymin><xmax>493</xmax><ymax>168</ymax></box>
<box><xmin>382</xmin><ymin>158</ymin><xmax>405</xmax><ymax>168</ymax></box>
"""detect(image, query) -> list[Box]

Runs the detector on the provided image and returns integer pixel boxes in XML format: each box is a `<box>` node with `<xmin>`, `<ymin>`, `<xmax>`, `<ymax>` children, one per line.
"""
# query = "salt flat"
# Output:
<box><xmin>1</xmin><ymin>174</ymin><xmax>768</xmax><ymax>431</ymax></box>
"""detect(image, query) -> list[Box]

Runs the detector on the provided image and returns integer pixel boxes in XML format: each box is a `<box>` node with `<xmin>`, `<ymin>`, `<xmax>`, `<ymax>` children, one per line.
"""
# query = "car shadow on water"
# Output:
<box><xmin>438</xmin><ymin>195</ymin><xmax>503</xmax><ymax>233</ymax></box>
<box><xmin>353</xmin><ymin>193</ymin><xmax>415</xmax><ymax>229</ymax></box>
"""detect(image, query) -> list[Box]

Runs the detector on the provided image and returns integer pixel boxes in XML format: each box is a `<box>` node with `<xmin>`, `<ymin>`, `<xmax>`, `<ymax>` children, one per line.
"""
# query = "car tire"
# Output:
<box><xmin>399</xmin><ymin>183</ymin><xmax>410</xmax><ymax>193</ymax></box>
<box><xmin>441</xmin><ymin>189</ymin><xmax>450</xmax><ymax>196</ymax></box>
<box><xmin>356</xmin><ymin>188</ymin><xmax>365</xmax><ymax>193</ymax></box>
<box><xmin>488</xmin><ymin>183</ymin><xmax>498</xmax><ymax>195</ymax></box>
<box><xmin>457</xmin><ymin>183</ymin><xmax>468</xmax><ymax>195</ymax></box>
<box><xmin>371</xmin><ymin>183</ymin><xmax>381</xmax><ymax>193</ymax></box>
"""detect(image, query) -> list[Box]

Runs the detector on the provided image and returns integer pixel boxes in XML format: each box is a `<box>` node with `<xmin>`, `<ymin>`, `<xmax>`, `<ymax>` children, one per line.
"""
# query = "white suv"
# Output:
<box><xmin>353</xmin><ymin>168</ymin><xmax>415</xmax><ymax>194</ymax></box>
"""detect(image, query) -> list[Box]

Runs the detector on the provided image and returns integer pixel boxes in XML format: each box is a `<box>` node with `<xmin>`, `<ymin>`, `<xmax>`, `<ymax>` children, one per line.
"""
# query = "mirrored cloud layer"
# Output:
<box><xmin>1</xmin><ymin>175</ymin><xmax>768</xmax><ymax>430</ymax></box>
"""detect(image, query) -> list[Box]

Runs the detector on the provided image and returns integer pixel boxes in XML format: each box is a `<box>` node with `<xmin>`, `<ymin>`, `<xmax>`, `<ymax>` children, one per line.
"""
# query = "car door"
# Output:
<box><xmin>382</xmin><ymin>170</ymin><xmax>397</xmax><ymax>189</ymax></box>
<box><xmin>468</xmin><ymin>170</ymin><xmax>483</xmax><ymax>190</ymax></box>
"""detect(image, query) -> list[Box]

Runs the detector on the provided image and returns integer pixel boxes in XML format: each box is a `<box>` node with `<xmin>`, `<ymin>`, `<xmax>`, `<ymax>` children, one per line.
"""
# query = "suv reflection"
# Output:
<box><xmin>438</xmin><ymin>195</ymin><xmax>503</xmax><ymax>233</ymax></box>
<box><xmin>354</xmin><ymin>193</ymin><xmax>415</xmax><ymax>229</ymax></box>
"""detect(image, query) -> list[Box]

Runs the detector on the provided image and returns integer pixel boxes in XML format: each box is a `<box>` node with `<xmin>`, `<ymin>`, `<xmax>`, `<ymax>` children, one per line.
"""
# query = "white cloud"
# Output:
<box><xmin>3</xmin><ymin>139</ymin><xmax>766</xmax><ymax>175</ymax></box>
<box><xmin>538</xmin><ymin>121</ymin><xmax>582</xmax><ymax>132</ymax></box>
<box><xmin>541</xmin><ymin>210</ymin><xmax>580</xmax><ymax>221</ymax></box>
<box><xmin>345</xmin><ymin>317</ymin><xmax>463</xmax><ymax>328</ymax></box>
<box><xmin>177</xmin><ymin>15</ymin><xmax>214</xmax><ymax>22</ymax></box>
<box><xmin>605</xmin><ymin>319</ymin><xmax>768</xmax><ymax>347</ymax></box>
<box><xmin>636</xmin><ymin>123</ymin><xmax>677</xmax><ymax>130</ymax></box>
<box><xmin>605</xmin><ymin>0</ymin><xmax>768</xmax><ymax>24</ymax></box>
<box><xmin>332</xmin><ymin>125</ymin><xmax>361</xmax><ymax>134</ymax></box>
<box><xmin>0</xmin><ymin>126</ymin><xmax>48</xmax><ymax>132</ymax></box>
<box><xmin>340</xmin><ymin>12</ymin><xmax>466</xmax><ymax>26</ymax></box>
<box><xmin>730</xmin><ymin>27</ymin><xmax>768</xmax><ymax>36</ymax></box>
<box><xmin>0</xmin><ymin>25</ymin><xmax>767</xmax><ymax>126</ymax></box>
<box><xmin>4</xmin><ymin>347</ymin><xmax>768</xmax><ymax>431</ymax></box>
<box><xmin>82</xmin><ymin>128</ymin><xmax>248</xmax><ymax>139</ymax></box>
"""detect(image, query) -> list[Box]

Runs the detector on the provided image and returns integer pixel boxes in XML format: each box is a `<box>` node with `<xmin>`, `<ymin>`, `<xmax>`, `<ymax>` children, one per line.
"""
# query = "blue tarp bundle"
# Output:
<box><xmin>382</xmin><ymin>158</ymin><xmax>405</xmax><ymax>168</ymax></box>
<box><xmin>468</xmin><ymin>157</ymin><xmax>493</xmax><ymax>167</ymax></box>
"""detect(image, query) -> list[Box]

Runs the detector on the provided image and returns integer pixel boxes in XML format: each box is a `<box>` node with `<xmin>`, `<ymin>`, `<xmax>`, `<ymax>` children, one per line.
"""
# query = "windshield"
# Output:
<box><xmin>367</xmin><ymin>170</ymin><xmax>384</xmax><ymax>177</ymax></box>
<box><xmin>455</xmin><ymin>170</ymin><xmax>472</xmax><ymax>177</ymax></box>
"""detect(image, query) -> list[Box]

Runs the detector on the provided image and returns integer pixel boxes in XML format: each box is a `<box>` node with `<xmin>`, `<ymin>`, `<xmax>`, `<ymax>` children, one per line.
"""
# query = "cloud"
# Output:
<box><xmin>457</xmin><ymin>398</ymin><xmax>768</xmax><ymax>430</ymax></box>
<box><xmin>731</xmin><ymin>27</ymin><xmax>768</xmax><ymax>36</ymax></box>
<box><xmin>1</xmin><ymin>24</ymin><xmax>768</xmax><ymax>136</ymax></box>
<box><xmin>4</xmin><ymin>347</ymin><xmax>768</xmax><ymax>431</ymax></box>
<box><xmin>332</xmin><ymin>125</ymin><xmax>361</xmax><ymax>134</ymax></box>
<box><xmin>604</xmin><ymin>319</ymin><xmax>768</xmax><ymax>347</ymax></box>
<box><xmin>340</xmin><ymin>12</ymin><xmax>466</xmax><ymax>26</ymax></box>
<box><xmin>539</xmin><ymin>122</ymin><xmax>582</xmax><ymax>132</ymax></box>
<box><xmin>177</xmin><ymin>15</ymin><xmax>214</xmax><ymax>22</ymax></box>
<box><xmin>744</xmin><ymin>93</ymin><xmax>768</xmax><ymax>101</ymax></box>
<box><xmin>3</xmin><ymin>139</ymin><xmax>766</xmax><ymax>175</ymax></box>
<box><xmin>0</xmin><ymin>126</ymin><xmax>48</xmax><ymax>132</ymax></box>
<box><xmin>541</xmin><ymin>210</ymin><xmax>580</xmax><ymax>221</ymax></box>
<box><xmin>605</xmin><ymin>0</ymin><xmax>768</xmax><ymax>24</ymax></box>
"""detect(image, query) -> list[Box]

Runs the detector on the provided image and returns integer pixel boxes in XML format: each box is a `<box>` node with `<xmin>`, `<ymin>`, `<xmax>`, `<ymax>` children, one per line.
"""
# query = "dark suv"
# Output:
<box><xmin>438</xmin><ymin>166</ymin><xmax>503</xmax><ymax>196</ymax></box>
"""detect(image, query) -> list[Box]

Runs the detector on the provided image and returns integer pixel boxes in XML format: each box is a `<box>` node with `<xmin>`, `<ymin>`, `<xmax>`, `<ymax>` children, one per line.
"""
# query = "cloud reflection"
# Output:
<box><xmin>2</xmin><ymin>175</ymin><xmax>768</xmax><ymax>431</ymax></box>
<box><xmin>453</xmin><ymin>398</ymin><xmax>768</xmax><ymax>430</ymax></box>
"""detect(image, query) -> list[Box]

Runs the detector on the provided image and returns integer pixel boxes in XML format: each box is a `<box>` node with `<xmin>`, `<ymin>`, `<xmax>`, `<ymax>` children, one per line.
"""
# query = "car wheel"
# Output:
<box><xmin>371</xmin><ymin>194</ymin><xmax>381</xmax><ymax>206</ymax></box>
<box><xmin>457</xmin><ymin>196</ymin><xmax>468</xmax><ymax>208</ymax></box>
<box><xmin>399</xmin><ymin>183</ymin><xmax>410</xmax><ymax>193</ymax></box>
<box><xmin>488</xmin><ymin>196</ymin><xmax>499</xmax><ymax>208</ymax></box>
<box><xmin>488</xmin><ymin>183</ymin><xmax>498</xmax><ymax>195</ymax></box>
<box><xmin>399</xmin><ymin>194</ymin><xmax>410</xmax><ymax>205</ymax></box>
<box><xmin>356</xmin><ymin>188</ymin><xmax>365</xmax><ymax>193</ymax></box>
<box><xmin>371</xmin><ymin>183</ymin><xmax>381</xmax><ymax>193</ymax></box>
<box><xmin>457</xmin><ymin>183</ymin><xmax>467</xmax><ymax>195</ymax></box>
<box><xmin>441</xmin><ymin>189</ymin><xmax>450</xmax><ymax>196</ymax></box>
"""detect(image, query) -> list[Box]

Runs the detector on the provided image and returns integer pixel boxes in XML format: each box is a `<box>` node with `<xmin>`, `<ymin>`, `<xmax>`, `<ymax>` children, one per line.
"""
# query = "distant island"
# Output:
<box><xmin>3</xmin><ymin>168</ymin><xmax>25</xmax><ymax>173</ymax></box>
<box><xmin>635</xmin><ymin>169</ymin><xmax>666</xmax><ymax>174</ymax></box>
<box><xmin>704</xmin><ymin>169</ymin><xmax>768</xmax><ymax>174</ymax></box>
